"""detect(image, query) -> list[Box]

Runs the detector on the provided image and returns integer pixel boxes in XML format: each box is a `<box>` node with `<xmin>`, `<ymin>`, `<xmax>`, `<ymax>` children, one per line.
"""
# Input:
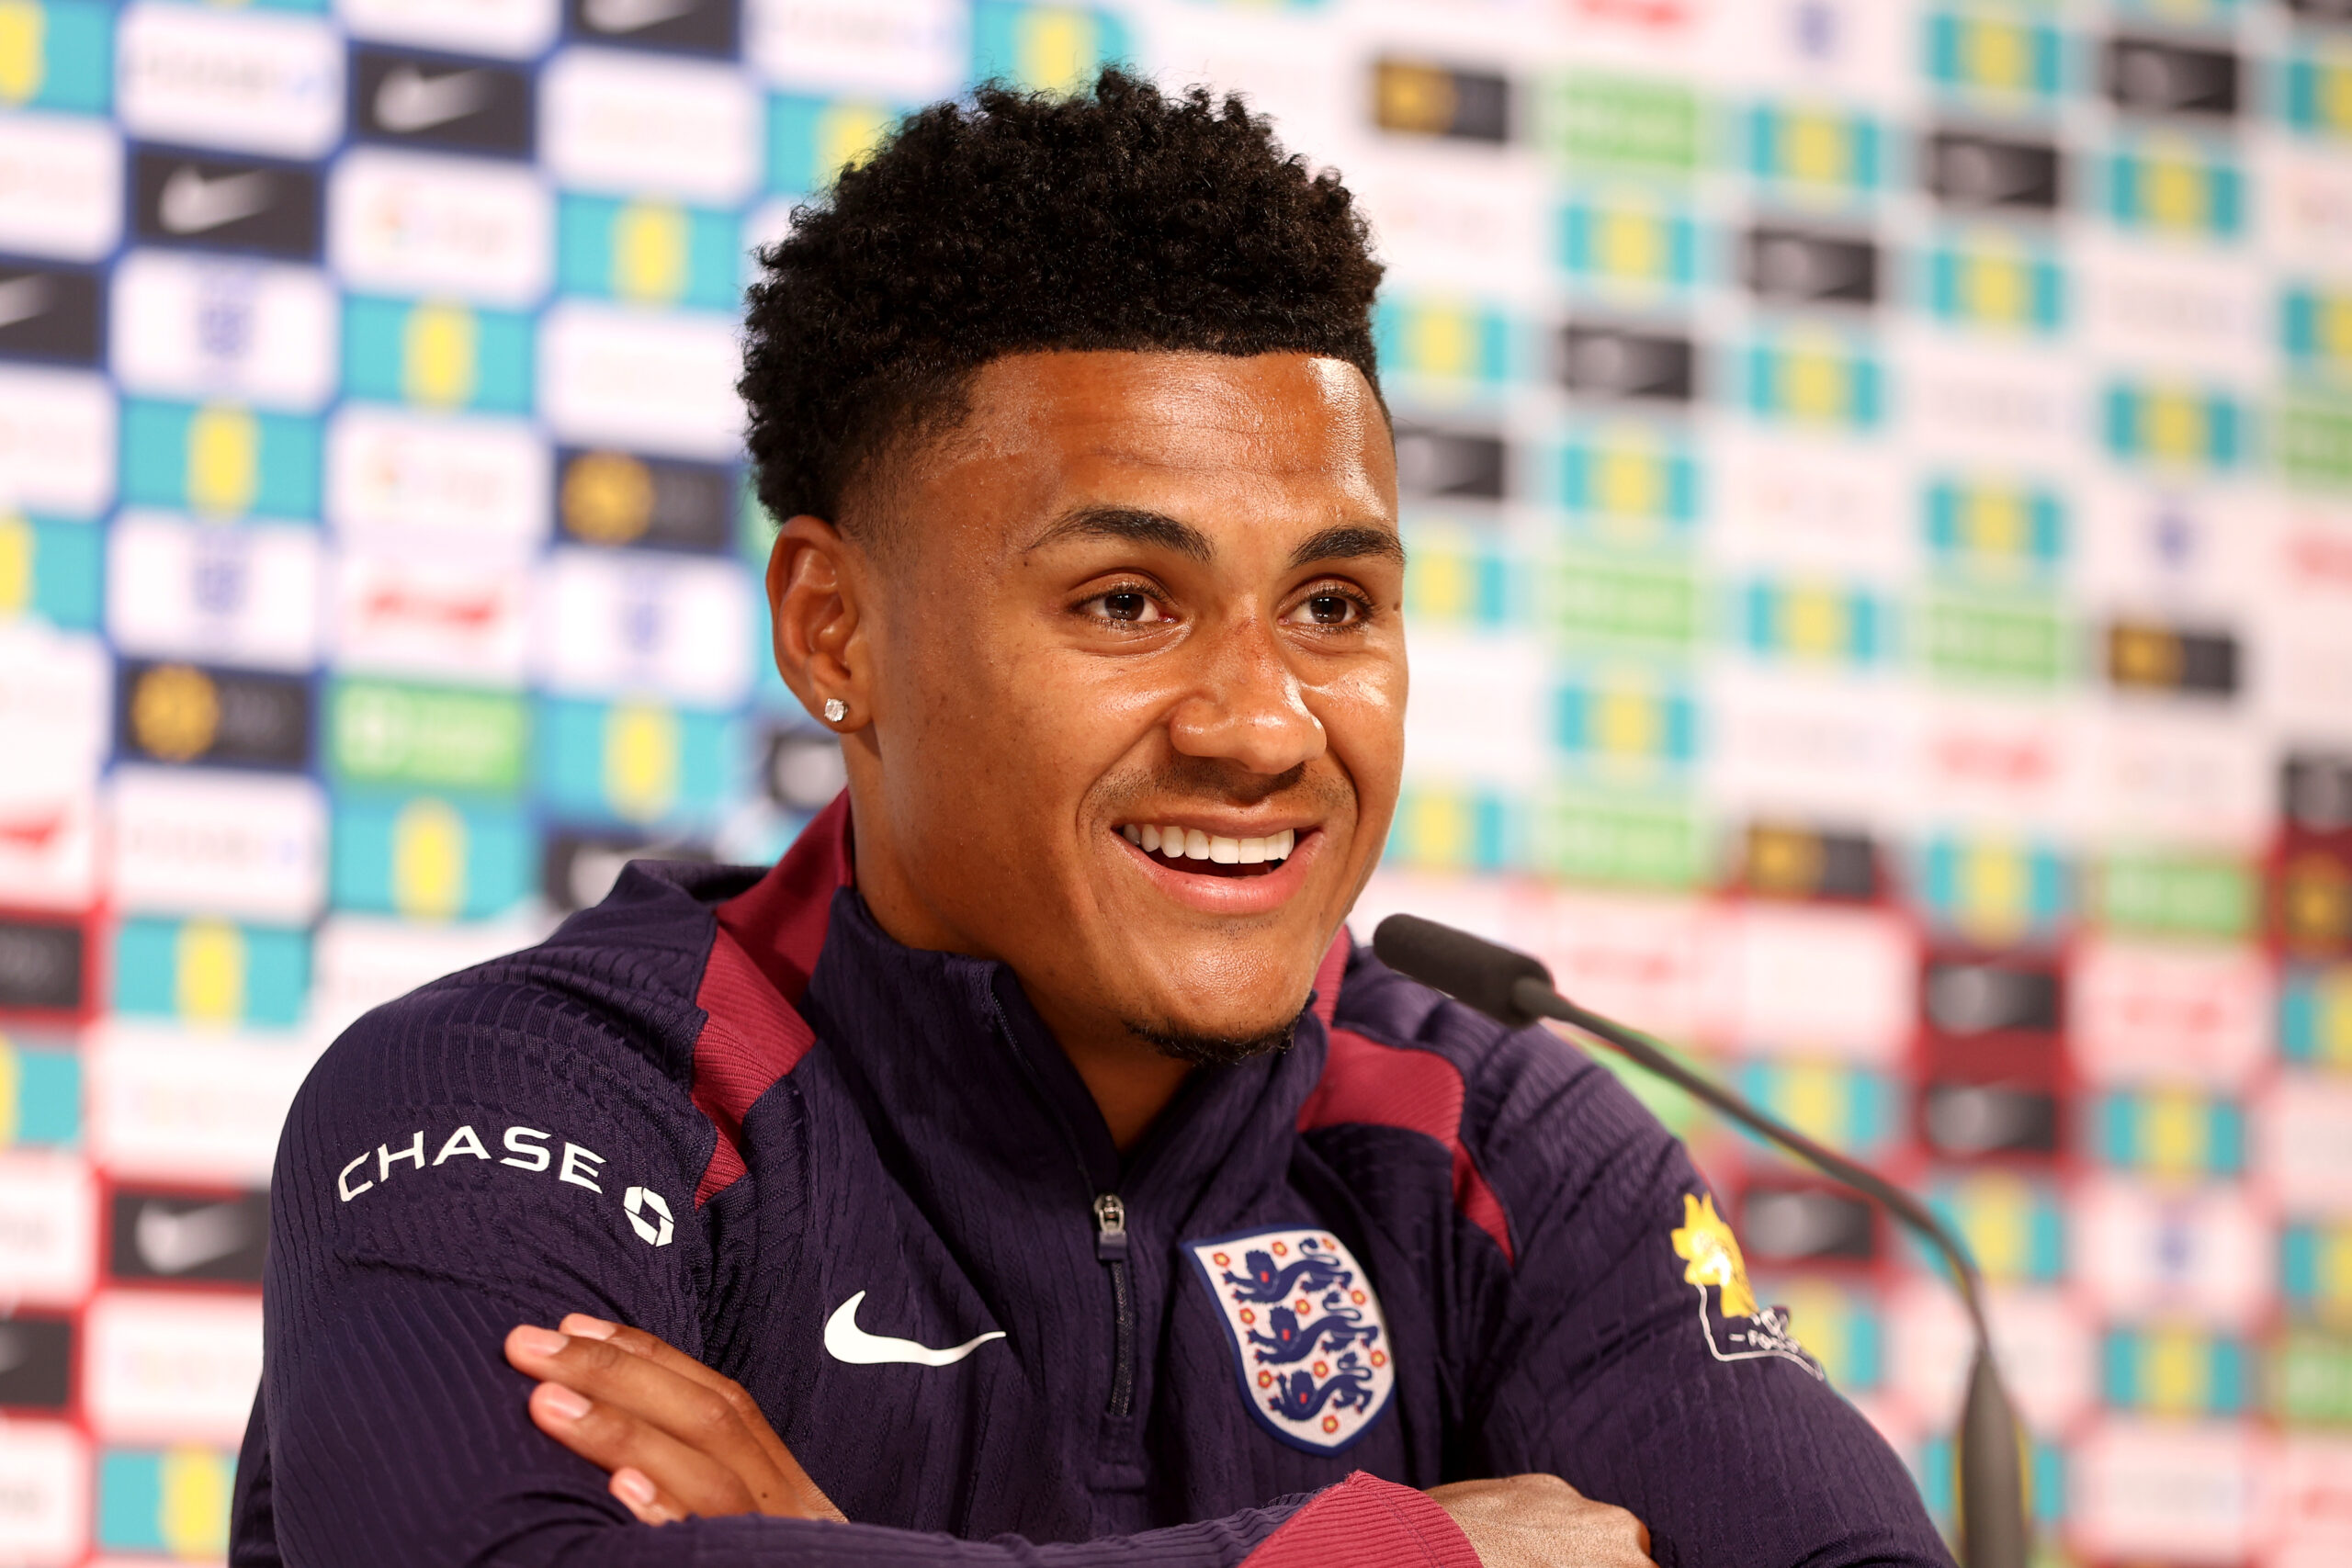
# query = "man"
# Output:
<box><xmin>232</xmin><ymin>73</ymin><xmax>1951</xmax><ymax>1568</ymax></box>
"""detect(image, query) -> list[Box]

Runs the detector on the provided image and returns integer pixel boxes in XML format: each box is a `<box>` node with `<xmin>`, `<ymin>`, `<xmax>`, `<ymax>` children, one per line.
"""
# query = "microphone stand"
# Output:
<box><xmin>1372</xmin><ymin>914</ymin><xmax>2028</xmax><ymax>1568</ymax></box>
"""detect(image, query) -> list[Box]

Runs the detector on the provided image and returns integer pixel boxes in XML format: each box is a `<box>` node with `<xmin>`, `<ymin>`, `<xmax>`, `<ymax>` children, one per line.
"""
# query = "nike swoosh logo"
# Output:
<box><xmin>375</xmin><ymin>65</ymin><xmax>492</xmax><ymax>133</ymax></box>
<box><xmin>0</xmin><ymin>275</ymin><xmax>48</xmax><ymax>329</ymax></box>
<box><xmin>134</xmin><ymin>1201</ymin><xmax>254</xmax><ymax>1275</ymax></box>
<box><xmin>584</xmin><ymin>0</ymin><xmax>698</xmax><ymax>32</ymax></box>
<box><xmin>823</xmin><ymin>1292</ymin><xmax>1005</xmax><ymax>1368</ymax></box>
<box><xmin>158</xmin><ymin>168</ymin><xmax>273</xmax><ymax>236</ymax></box>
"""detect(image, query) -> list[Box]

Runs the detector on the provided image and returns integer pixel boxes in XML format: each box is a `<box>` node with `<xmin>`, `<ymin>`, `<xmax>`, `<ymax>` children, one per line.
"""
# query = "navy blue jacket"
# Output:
<box><xmin>232</xmin><ymin>798</ymin><xmax>1951</xmax><ymax>1567</ymax></box>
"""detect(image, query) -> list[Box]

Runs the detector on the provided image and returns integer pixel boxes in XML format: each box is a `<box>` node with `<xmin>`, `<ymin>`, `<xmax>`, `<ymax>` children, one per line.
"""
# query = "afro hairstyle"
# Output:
<box><xmin>737</xmin><ymin>67</ymin><xmax>1385</xmax><ymax>539</ymax></box>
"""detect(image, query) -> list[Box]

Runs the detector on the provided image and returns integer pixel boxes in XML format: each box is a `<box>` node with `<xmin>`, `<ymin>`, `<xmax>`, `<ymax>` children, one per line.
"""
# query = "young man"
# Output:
<box><xmin>232</xmin><ymin>74</ymin><xmax>1951</xmax><ymax>1568</ymax></box>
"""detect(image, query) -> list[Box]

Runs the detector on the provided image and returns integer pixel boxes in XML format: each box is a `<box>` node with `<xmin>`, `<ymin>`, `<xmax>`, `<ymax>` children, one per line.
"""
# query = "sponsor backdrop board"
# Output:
<box><xmin>0</xmin><ymin>0</ymin><xmax>2347</xmax><ymax>1562</ymax></box>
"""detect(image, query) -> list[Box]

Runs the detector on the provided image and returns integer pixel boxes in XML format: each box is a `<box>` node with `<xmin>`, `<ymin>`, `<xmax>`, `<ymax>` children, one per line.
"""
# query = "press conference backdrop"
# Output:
<box><xmin>0</xmin><ymin>0</ymin><xmax>2347</xmax><ymax>1561</ymax></box>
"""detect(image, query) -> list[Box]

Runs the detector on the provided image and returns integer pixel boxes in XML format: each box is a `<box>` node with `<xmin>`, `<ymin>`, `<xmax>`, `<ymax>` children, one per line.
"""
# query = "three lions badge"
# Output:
<box><xmin>1670</xmin><ymin>1192</ymin><xmax>1823</xmax><ymax>1378</ymax></box>
<box><xmin>1189</xmin><ymin>1227</ymin><xmax>1395</xmax><ymax>1452</ymax></box>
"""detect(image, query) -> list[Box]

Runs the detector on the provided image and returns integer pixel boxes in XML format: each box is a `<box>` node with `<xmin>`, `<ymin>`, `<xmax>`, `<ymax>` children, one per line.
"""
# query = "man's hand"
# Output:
<box><xmin>505</xmin><ymin>1314</ymin><xmax>846</xmax><ymax>1527</ymax></box>
<box><xmin>1428</xmin><ymin>1475</ymin><xmax>1654</xmax><ymax>1568</ymax></box>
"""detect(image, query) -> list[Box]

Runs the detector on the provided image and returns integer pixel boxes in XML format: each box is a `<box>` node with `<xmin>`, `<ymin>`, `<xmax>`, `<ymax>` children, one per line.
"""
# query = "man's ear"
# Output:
<box><xmin>765</xmin><ymin>515</ymin><xmax>871</xmax><ymax>731</ymax></box>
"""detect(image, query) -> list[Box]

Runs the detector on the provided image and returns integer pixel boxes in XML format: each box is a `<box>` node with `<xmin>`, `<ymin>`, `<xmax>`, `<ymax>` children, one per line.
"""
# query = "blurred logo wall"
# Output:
<box><xmin>0</xmin><ymin>1</ymin><xmax>2348</xmax><ymax>1564</ymax></box>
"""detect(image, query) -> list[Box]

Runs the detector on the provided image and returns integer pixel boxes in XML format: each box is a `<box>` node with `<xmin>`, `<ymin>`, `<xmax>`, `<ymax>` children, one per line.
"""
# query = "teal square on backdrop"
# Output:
<box><xmin>343</xmin><ymin>297</ymin><xmax>535</xmax><ymax>415</ymax></box>
<box><xmin>118</xmin><ymin>400</ymin><xmax>323</xmax><ymax>522</ymax></box>
<box><xmin>329</xmin><ymin>794</ymin><xmax>536</xmax><ymax>920</ymax></box>
<box><xmin>10</xmin><ymin>0</ymin><xmax>111</xmax><ymax>115</ymax></box>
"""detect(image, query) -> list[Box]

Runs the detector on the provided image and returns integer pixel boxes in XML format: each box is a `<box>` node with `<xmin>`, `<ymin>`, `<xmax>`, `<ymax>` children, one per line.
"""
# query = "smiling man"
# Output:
<box><xmin>232</xmin><ymin>73</ymin><xmax>1951</xmax><ymax>1568</ymax></box>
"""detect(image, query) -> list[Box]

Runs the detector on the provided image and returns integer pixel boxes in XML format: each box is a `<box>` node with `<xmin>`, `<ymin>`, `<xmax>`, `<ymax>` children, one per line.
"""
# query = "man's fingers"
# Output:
<box><xmin>560</xmin><ymin>1316</ymin><xmax>745</xmax><ymax>1404</ymax></box>
<box><xmin>540</xmin><ymin>1317</ymin><xmax>845</xmax><ymax>1522</ymax></box>
<box><xmin>505</xmin><ymin>1324</ymin><xmax>844</xmax><ymax>1522</ymax></box>
<box><xmin>609</xmin><ymin>1467</ymin><xmax>682</xmax><ymax>1528</ymax></box>
<box><xmin>525</xmin><ymin>1379</ymin><xmax>752</xmax><ymax>1520</ymax></box>
<box><xmin>508</xmin><ymin>1327</ymin><xmax>775</xmax><ymax>1477</ymax></box>
<box><xmin>548</xmin><ymin>1317</ymin><xmax>784</xmax><ymax>1462</ymax></box>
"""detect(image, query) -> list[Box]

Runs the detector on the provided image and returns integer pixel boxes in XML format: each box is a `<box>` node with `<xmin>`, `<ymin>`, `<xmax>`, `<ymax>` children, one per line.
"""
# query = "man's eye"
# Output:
<box><xmin>1091</xmin><ymin>590</ymin><xmax>1162</xmax><ymax>624</ymax></box>
<box><xmin>1290</xmin><ymin>593</ymin><xmax>1363</xmax><ymax>626</ymax></box>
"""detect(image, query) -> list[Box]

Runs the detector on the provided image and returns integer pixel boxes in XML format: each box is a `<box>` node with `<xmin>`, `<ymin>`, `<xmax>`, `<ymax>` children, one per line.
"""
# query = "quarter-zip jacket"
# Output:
<box><xmin>231</xmin><ymin>797</ymin><xmax>1951</xmax><ymax>1568</ymax></box>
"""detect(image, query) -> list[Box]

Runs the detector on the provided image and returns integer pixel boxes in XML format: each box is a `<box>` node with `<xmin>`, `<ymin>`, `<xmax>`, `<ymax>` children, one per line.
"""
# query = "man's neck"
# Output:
<box><xmin>1028</xmin><ymin>1003</ymin><xmax>1193</xmax><ymax>1152</ymax></box>
<box><xmin>848</xmin><ymin>812</ymin><xmax>1192</xmax><ymax>1151</ymax></box>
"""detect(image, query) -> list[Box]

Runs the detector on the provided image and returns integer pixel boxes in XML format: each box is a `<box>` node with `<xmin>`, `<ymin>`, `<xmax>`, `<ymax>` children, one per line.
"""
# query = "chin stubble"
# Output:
<box><xmin>1125</xmin><ymin>1017</ymin><xmax>1298</xmax><ymax>1068</ymax></box>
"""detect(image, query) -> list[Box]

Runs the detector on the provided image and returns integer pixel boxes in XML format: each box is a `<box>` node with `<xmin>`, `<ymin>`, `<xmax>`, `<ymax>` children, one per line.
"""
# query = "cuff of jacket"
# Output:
<box><xmin>1238</xmin><ymin>1472</ymin><xmax>1481</xmax><ymax>1568</ymax></box>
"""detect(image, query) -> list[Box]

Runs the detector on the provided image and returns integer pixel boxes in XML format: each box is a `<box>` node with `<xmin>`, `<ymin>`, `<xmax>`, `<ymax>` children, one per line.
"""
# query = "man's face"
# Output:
<box><xmin>837</xmin><ymin>350</ymin><xmax>1405</xmax><ymax>1057</ymax></box>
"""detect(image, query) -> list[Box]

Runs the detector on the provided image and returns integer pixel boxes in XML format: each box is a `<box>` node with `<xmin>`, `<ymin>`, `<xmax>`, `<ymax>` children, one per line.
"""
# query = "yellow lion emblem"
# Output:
<box><xmin>1670</xmin><ymin>1192</ymin><xmax>1759</xmax><ymax>1320</ymax></box>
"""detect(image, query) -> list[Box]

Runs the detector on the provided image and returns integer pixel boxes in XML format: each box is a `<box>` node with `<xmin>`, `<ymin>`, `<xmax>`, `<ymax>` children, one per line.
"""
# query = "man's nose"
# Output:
<box><xmin>1166</xmin><ymin>618</ymin><xmax>1326</xmax><ymax>776</ymax></box>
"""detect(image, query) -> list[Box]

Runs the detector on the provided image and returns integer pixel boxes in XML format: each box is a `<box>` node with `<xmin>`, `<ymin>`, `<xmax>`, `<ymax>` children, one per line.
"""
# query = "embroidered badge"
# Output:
<box><xmin>1670</xmin><ymin>1192</ymin><xmax>1824</xmax><ymax>1378</ymax></box>
<box><xmin>1188</xmin><ymin>1226</ymin><xmax>1395</xmax><ymax>1453</ymax></box>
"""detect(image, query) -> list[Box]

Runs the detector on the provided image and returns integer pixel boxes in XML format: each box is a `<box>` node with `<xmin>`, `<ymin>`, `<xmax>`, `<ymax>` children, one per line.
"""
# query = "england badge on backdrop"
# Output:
<box><xmin>1188</xmin><ymin>1227</ymin><xmax>1393</xmax><ymax>1453</ymax></box>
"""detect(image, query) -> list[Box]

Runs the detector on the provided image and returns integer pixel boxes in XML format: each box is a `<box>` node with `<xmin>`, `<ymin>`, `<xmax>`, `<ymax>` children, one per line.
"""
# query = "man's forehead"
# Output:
<box><xmin>889</xmin><ymin>348</ymin><xmax>1396</xmax><ymax>565</ymax></box>
<box><xmin>1021</xmin><ymin>504</ymin><xmax>1405</xmax><ymax>571</ymax></box>
<box><xmin>961</xmin><ymin>349</ymin><xmax>1390</xmax><ymax>468</ymax></box>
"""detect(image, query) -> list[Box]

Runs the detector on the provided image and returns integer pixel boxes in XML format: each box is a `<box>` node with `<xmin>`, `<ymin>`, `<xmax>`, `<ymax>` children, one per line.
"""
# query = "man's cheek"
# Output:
<box><xmin>1317</xmin><ymin>681</ymin><xmax>1408</xmax><ymax>806</ymax></box>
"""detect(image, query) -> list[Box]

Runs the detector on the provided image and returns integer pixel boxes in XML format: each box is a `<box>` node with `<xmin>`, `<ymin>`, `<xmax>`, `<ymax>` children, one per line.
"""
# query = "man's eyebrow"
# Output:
<box><xmin>1023</xmin><ymin>505</ymin><xmax>1215</xmax><ymax>562</ymax></box>
<box><xmin>1287</xmin><ymin>524</ymin><xmax>1407</xmax><ymax>571</ymax></box>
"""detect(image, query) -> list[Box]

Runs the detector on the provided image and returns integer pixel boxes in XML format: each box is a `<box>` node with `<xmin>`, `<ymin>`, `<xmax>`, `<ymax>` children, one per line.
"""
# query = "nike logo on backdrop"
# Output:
<box><xmin>584</xmin><ymin>0</ymin><xmax>699</xmax><ymax>32</ymax></box>
<box><xmin>158</xmin><ymin>168</ymin><xmax>273</xmax><ymax>235</ymax></box>
<box><xmin>822</xmin><ymin>1292</ymin><xmax>1006</xmax><ymax>1367</ymax></box>
<box><xmin>0</xmin><ymin>276</ymin><xmax>50</xmax><ymax>329</ymax></box>
<box><xmin>375</xmin><ymin>66</ymin><xmax>492</xmax><ymax>133</ymax></box>
<box><xmin>135</xmin><ymin>1201</ymin><xmax>254</xmax><ymax>1274</ymax></box>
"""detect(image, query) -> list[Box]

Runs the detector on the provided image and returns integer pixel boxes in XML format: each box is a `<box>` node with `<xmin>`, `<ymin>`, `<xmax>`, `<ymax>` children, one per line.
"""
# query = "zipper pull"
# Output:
<box><xmin>1091</xmin><ymin>1192</ymin><xmax>1129</xmax><ymax>1261</ymax></box>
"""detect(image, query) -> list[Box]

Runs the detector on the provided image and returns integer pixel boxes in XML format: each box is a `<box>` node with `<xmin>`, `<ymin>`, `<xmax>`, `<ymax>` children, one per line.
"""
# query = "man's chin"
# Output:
<box><xmin>1125</xmin><ymin>1016</ymin><xmax>1298</xmax><ymax>1068</ymax></box>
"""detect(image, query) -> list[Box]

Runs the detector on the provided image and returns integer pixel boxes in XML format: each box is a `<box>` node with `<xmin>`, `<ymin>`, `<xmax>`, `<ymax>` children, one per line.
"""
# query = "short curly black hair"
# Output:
<box><xmin>738</xmin><ymin>68</ymin><xmax>1385</xmax><ymax>539</ymax></box>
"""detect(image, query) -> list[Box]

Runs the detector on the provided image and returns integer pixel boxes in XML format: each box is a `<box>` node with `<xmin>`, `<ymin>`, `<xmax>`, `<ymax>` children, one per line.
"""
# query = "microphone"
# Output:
<box><xmin>1372</xmin><ymin>913</ymin><xmax>2029</xmax><ymax>1568</ymax></box>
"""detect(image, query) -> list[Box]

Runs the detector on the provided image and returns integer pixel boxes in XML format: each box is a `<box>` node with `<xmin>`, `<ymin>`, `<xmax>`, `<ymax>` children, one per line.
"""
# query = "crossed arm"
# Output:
<box><xmin>501</xmin><ymin>1314</ymin><xmax>1655</xmax><ymax>1567</ymax></box>
<box><xmin>257</xmin><ymin>997</ymin><xmax>1927</xmax><ymax>1566</ymax></box>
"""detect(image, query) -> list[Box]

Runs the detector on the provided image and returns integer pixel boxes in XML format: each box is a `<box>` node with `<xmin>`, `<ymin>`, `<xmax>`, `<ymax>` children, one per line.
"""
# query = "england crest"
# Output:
<box><xmin>1188</xmin><ymin>1226</ymin><xmax>1394</xmax><ymax>1453</ymax></box>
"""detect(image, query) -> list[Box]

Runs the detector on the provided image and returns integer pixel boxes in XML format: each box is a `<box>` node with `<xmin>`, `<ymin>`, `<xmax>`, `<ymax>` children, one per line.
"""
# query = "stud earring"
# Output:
<box><xmin>822</xmin><ymin>697</ymin><xmax>848</xmax><ymax>724</ymax></box>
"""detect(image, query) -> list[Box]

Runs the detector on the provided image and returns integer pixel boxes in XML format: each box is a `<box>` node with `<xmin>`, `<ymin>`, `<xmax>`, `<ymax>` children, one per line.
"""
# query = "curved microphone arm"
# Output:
<box><xmin>1373</xmin><ymin>914</ymin><xmax>2029</xmax><ymax>1568</ymax></box>
<box><xmin>1513</xmin><ymin>977</ymin><xmax>1993</xmax><ymax>1336</ymax></box>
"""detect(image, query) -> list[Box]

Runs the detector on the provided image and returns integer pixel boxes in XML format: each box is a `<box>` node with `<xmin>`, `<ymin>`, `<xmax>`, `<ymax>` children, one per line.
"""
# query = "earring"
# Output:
<box><xmin>822</xmin><ymin>697</ymin><xmax>848</xmax><ymax>724</ymax></box>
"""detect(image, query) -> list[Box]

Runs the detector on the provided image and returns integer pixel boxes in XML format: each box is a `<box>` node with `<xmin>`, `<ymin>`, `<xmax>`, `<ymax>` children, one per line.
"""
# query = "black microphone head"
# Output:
<box><xmin>1371</xmin><ymin>914</ymin><xmax>1554</xmax><ymax>1028</ymax></box>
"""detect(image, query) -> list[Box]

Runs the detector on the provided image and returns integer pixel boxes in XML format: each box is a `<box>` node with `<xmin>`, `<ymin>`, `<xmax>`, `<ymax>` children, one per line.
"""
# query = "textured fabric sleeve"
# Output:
<box><xmin>1238</xmin><ymin>1474</ymin><xmax>1479</xmax><ymax>1568</ymax></box>
<box><xmin>243</xmin><ymin>982</ymin><xmax>1455</xmax><ymax>1568</ymax></box>
<box><xmin>1463</xmin><ymin>1030</ymin><xmax>1956</xmax><ymax>1568</ymax></box>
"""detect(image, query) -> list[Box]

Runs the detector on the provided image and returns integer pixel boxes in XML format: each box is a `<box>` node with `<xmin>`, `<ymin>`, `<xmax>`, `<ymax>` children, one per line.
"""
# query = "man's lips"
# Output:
<box><xmin>1109</xmin><ymin>822</ymin><xmax>1323</xmax><ymax>917</ymax></box>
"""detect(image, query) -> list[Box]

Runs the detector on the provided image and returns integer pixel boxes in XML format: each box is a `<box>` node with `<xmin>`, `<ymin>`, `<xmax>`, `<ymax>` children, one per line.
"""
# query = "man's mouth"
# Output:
<box><xmin>1117</xmin><ymin>823</ymin><xmax>1295</xmax><ymax>879</ymax></box>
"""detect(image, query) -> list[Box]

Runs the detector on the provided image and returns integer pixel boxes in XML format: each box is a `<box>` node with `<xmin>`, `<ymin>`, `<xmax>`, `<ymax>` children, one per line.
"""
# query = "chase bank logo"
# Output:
<box><xmin>623</xmin><ymin>1184</ymin><xmax>673</xmax><ymax>1247</ymax></box>
<box><xmin>334</xmin><ymin>1122</ymin><xmax>681</xmax><ymax>1250</ymax></box>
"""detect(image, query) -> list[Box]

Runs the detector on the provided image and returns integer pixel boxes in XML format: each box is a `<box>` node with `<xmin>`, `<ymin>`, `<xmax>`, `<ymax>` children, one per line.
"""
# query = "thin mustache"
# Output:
<box><xmin>1096</xmin><ymin>758</ymin><xmax>1349</xmax><ymax>819</ymax></box>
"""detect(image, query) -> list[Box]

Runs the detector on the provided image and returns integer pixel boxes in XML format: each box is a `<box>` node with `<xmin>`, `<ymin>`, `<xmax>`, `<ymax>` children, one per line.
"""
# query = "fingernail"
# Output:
<box><xmin>562</xmin><ymin>1314</ymin><xmax>617</xmax><ymax>1341</ymax></box>
<box><xmin>537</xmin><ymin>1382</ymin><xmax>592</xmax><ymax>1420</ymax></box>
<box><xmin>511</xmin><ymin>1325</ymin><xmax>566</xmax><ymax>1357</ymax></box>
<box><xmin>612</xmin><ymin>1469</ymin><xmax>657</xmax><ymax>1509</ymax></box>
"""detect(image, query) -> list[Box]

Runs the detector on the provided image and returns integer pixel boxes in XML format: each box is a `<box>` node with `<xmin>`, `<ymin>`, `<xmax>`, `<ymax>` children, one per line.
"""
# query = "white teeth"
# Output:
<box><xmin>1133</xmin><ymin>825</ymin><xmax>1298</xmax><ymax>865</ymax></box>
